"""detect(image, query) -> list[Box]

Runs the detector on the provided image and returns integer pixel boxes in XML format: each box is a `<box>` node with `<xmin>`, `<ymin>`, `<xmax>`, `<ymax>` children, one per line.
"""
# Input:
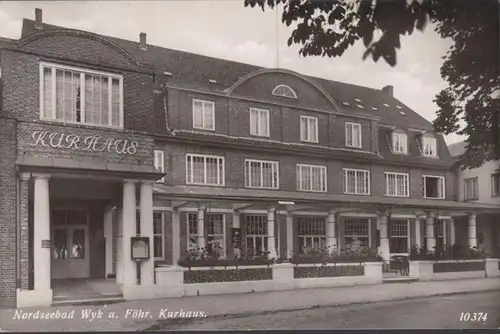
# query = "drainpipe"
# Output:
<box><xmin>15</xmin><ymin>169</ymin><xmax>20</xmax><ymax>289</ymax></box>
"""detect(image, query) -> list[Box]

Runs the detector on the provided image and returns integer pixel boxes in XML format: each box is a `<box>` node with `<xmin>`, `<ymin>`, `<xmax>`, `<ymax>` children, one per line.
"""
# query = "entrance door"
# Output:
<box><xmin>51</xmin><ymin>210</ymin><xmax>90</xmax><ymax>279</ymax></box>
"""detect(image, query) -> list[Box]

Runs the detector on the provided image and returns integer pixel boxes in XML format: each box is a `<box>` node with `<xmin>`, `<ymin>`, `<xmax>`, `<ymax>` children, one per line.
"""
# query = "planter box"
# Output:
<box><xmin>184</xmin><ymin>267</ymin><xmax>272</xmax><ymax>284</ymax></box>
<box><xmin>486</xmin><ymin>258</ymin><xmax>500</xmax><ymax>278</ymax></box>
<box><xmin>410</xmin><ymin>259</ymin><xmax>486</xmax><ymax>281</ymax></box>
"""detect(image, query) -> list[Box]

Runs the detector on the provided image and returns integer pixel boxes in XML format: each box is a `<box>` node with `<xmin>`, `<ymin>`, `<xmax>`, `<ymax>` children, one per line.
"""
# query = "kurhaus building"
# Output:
<box><xmin>0</xmin><ymin>9</ymin><xmax>498</xmax><ymax>308</ymax></box>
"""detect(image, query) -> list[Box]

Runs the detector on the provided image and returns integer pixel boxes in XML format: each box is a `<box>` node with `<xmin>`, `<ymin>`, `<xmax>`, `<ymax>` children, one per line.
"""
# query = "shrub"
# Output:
<box><xmin>408</xmin><ymin>244</ymin><xmax>486</xmax><ymax>261</ymax></box>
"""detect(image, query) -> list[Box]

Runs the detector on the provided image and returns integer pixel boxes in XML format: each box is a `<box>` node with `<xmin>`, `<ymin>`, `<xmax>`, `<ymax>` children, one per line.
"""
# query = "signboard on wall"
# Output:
<box><xmin>130</xmin><ymin>237</ymin><xmax>150</xmax><ymax>260</ymax></box>
<box><xmin>232</xmin><ymin>228</ymin><xmax>242</xmax><ymax>249</ymax></box>
<box><xmin>41</xmin><ymin>240</ymin><xmax>51</xmax><ymax>248</ymax></box>
<box><xmin>29</xmin><ymin>131</ymin><xmax>138</xmax><ymax>155</ymax></box>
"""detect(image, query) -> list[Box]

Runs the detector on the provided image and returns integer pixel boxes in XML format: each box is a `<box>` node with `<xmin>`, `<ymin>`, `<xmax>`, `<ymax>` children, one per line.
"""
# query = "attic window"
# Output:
<box><xmin>392</xmin><ymin>131</ymin><xmax>408</xmax><ymax>154</ymax></box>
<box><xmin>272</xmin><ymin>84</ymin><xmax>297</xmax><ymax>99</ymax></box>
<box><xmin>372</xmin><ymin>107</ymin><xmax>378</xmax><ymax>111</ymax></box>
<box><xmin>163</xmin><ymin>71</ymin><xmax>172</xmax><ymax>76</ymax></box>
<box><xmin>209</xmin><ymin>79</ymin><xmax>217</xmax><ymax>84</ymax></box>
<box><xmin>342</xmin><ymin>101</ymin><xmax>350</xmax><ymax>106</ymax></box>
<box><xmin>383</xmin><ymin>103</ymin><xmax>390</xmax><ymax>107</ymax></box>
<box><xmin>357</xmin><ymin>105</ymin><xmax>364</xmax><ymax>109</ymax></box>
<box><xmin>396</xmin><ymin>105</ymin><xmax>403</xmax><ymax>109</ymax></box>
<box><xmin>399</xmin><ymin>111</ymin><xmax>407</xmax><ymax>115</ymax></box>
<box><xmin>355</xmin><ymin>98</ymin><xmax>362</xmax><ymax>103</ymax></box>
<box><xmin>421</xmin><ymin>135</ymin><xmax>437</xmax><ymax>157</ymax></box>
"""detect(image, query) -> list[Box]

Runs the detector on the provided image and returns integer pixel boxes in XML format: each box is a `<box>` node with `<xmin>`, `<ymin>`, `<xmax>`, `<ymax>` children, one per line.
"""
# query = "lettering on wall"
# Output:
<box><xmin>29</xmin><ymin>131</ymin><xmax>138</xmax><ymax>155</ymax></box>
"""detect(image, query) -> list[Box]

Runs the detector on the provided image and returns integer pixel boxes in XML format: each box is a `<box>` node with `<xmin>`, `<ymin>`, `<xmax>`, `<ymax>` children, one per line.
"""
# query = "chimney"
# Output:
<box><xmin>35</xmin><ymin>8</ymin><xmax>43</xmax><ymax>30</ymax></box>
<box><xmin>139</xmin><ymin>32</ymin><xmax>147</xmax><ymax>50</ymax></box>
<box><xmin>382</xmin><ymin>85</ymin><xmax>393</xmax><ymax>97</ymax></box>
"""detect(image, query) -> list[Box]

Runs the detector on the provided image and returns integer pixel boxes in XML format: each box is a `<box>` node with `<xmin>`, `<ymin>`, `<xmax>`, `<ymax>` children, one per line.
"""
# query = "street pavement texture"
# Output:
<box><xmin>154</xmin><ymin>291</ymin><xmax>500</xmax><ymax>330</ymax></box>
<box><xmin>0</xmin><ymin>277</ymin><xmax>498</xmax><ymax>332</ymax></box>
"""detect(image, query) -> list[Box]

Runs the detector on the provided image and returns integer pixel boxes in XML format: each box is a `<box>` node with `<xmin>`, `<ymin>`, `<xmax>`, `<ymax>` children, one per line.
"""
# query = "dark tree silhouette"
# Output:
<box><xmin>244</xmin><ymin>0</ymin><xmax>500</xmax><ymax>169</ymax></box>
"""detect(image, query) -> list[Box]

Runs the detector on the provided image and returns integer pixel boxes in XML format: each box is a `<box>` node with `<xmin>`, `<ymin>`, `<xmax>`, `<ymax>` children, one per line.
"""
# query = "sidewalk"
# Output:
<box><xmin>1</xmin><ymin>278</ymin><xmax>499</xmax><ymax>332</ymax></box>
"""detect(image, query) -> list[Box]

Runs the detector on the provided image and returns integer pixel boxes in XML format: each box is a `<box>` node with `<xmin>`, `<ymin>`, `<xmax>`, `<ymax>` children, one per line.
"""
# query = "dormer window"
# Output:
<box><xmin>272</xmin><ymin>84</ymin><xmax>297</xmax><ymax>99</ymax></box>
<box><xmin>421</xmin><ymin>135</ymin><xmax>437</xmax><ymax>157</ymax></box>
<box><xmin>391</xmin><ymin>131</ymin><xmax>408</xmax><ymax>154</ymax></box>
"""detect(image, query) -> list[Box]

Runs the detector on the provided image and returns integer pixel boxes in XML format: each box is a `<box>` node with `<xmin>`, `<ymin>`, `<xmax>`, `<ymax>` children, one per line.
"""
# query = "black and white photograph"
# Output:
<box><xmin>0</xmin><ymin>0</ymin><xmax>499</xmax><ymax>331</ymax></box>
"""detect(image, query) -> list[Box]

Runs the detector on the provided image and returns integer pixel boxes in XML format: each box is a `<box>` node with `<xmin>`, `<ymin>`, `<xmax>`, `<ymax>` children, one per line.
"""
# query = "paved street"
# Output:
<box><xmin>152</xmin><ymin>291</ymin><xmax>500</xmax><ymax>330</ymax></box>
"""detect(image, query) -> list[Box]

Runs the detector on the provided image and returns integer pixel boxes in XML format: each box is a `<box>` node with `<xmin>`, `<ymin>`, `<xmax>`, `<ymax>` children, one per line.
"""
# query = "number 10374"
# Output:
<box><xmin>459</xmin><ymin>312</ymin><xmax>487</xmax><ymax>322</ymax></box>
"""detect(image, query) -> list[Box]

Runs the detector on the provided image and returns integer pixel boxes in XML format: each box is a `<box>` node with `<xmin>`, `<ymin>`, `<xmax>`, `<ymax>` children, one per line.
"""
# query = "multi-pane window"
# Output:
<box><xmin>464</xmin><ymin>177</ymin><xmax>479</xmax><ymax>200</ymax></box>
<box><xmin>244</xmin><ymin>160</ymin><xmax>279</xmax><ymax>189</ymax></box>
<box><xmin>385</xmin><ymin>172</ymin><xmax>409</xmax><ymax>197</ymax></box>
<box><xmin>300</xmin><ymin>116</ymin><xmax>318</xmax><ymax>143</ymax></box>
<box><xmin>272</xmin><ymin>84</ymin><xmax>297</xmax><ymax>99</ymax></box>
<box><xmin>345</xmin><ymin>122</ymin><xmax>362</xmax><ymax>148</ymax></box>
<box><xmin>343</xmin><ymin>169</ymin><xmax>370</xmax><ymax>195</ymax></box>
<box><xmin>186</xmin><ymin>154</ymin><xmax>225</xmax><ymax>186</ymax></box>
<box><xmin>344</xmin><ymin>219</ymin><xmax>370</xmax><ymax>251</ymax></box>
<box><xmin>40</xmin><ymin>63</ymin><xmax>122</xmax><ymax>127</ymax></box>
<box><xmin>154</xmin><ymin>150</ymin><xmax>165</xmax><ymax>183</ymax></box>
<box><xmin>491</xmin><ymin>173</ymin><xmax>500</xmax><ymax>196</ymax></box>
<box><xmin>389</xmin><ymin>219</ymin><xmax>409</xmax><ymax>254</ymax></box>
<box><xmin>296</xmin><ymin>164</ymin><xmax>327</xmax><ymax>192</ymax></box>
<box><xmin>422</xmin><ymin>136</ymin><xmax>437</xmax><ymax>157</ymax></box>
<box><xmin>153</xmin><ymin>212</ymin><xmax>164</xmax><ymax>260</ymax></box>
<box><xmin>297</xmin><ymin>217</ymin><xmax>326</xmax><ymax>253</ymax></box>
<box><xmin>249</xmin><ymin>108</ymin><xmax>270</xmax><ymax>137</ymax></box>
<box><xmin>245</xmin><ymin>215</ymin><xmax>268</xmax><ymax>257</ymax></box>
<box><xmin>392</xmin><ymin>132</ymin><xmax>408</xmax><ymax>154</ymax></box>
<box><xmin>206</xmin><ymin>214</ymin><xmax>225</xmax><ymax>259</ymax></box>
<box><xmin>423</xmin><ymin>175</ymin><xmax>445</xmax><ymax>199</ymax></box>
<box><xmin>187</xmin><ymin>213</ymin><xmax>198</xmax><ymax>250</ymax></box>
<box><xmin>192</xmin><ymin>99</ymin><xmax>215</xmax><ymax>130</ymax></box>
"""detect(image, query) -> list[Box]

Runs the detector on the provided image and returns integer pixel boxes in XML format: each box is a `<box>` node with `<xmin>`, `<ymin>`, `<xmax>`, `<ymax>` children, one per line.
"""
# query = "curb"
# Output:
<box><xmin>143</xmin><ymin>288</ymin><xmax>500</xmax><ymax>331</ymax></box>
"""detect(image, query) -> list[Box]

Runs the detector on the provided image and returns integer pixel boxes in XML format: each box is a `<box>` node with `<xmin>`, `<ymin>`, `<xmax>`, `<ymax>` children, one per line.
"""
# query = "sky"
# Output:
<box><xmin>0</xmin><ymin>1</ymin><xmax>465</xmax><ymax>145</ymax></box>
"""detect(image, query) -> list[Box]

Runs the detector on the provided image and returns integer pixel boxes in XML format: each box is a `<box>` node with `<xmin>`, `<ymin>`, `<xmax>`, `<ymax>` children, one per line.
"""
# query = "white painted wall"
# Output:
<box><xmin>456</xmin><ymin>160</ymin><xmax>500</xmax><ymax>205</ymax></box>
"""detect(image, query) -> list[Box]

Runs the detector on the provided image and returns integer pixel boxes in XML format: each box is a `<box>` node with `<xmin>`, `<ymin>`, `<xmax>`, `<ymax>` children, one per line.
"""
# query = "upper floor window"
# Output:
<box><xmin>385</xmin><ymin>172</ymin><xmax>409</xmax><ymax>197</ymax></box>
<box><xmin>40</xmin><ymin>63</ymin><xmax>123</xmax><ymax>128</ymax></box>
<box><xmin>423</xmin><ymin>175</ymin><xmax>445</xmax><ymax>199</ymax></box>
<box><xmin>343</xmin><ymin>168</ymin><xmax>370</xmax><ymax>195</ymax></box>
<box><xmin>244</xmin><ymin>159</ymin><xmax>279</xmax><ymax>189</ymax></box>
<box><xmin>491</xmin><ymin>173</ymin><xmax>500</xmax><ymax>197</ymax></box>
<box><xmin>192</xmin><ymin>99</ymin><xmax>215</xmax><ymax>131</ymax></box>
<box><xmin>154</xmin><ymin>150</ymin><xmax>165</xmax><ymax>183</ymax></box>
<box><xmin>345</xmin><ymin>122</ymin><xmax>362</xmax><ymax>148</ymax></box>
<box><xmin>186</xmin><ymin>154</ymin><xmax>224</xmax><ymax>186</ymax></box>
<box><xmin>422</xmin><ymin>136</ymin><xmax>437</xmax><ymax>157</ymax></box>
<box><xmin>464</xmin><ymin>177</ymin><xmax>479</xmax><ymax>201</ymax></box>
<box><xmin>249</xmin><ymin>108</ymin><xmax>270</xmax><ymax>137</ymax></box>
<box><xmin>392</xmin><ymin>132</ymin><xmax>408</xmax><ymax>154</ymax></box>
<box><xmin>300</xmin><ymin>116</ymin><xmax>318</xmax><ymax>143</ymax></box>
<box><xmin>272</xmin><ymin>84</ymin><xmax>297</xmax><ymax>99</ymax></box>
<box><xmin>297</xmin><ymin>164</ymin><xmax>327</xmax><ymax>192</ymax></box>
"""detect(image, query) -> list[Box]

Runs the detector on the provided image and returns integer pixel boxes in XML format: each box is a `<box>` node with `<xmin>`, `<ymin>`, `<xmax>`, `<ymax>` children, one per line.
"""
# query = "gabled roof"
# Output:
<box><xmin>18</xmin><ymin>19</ymin><xmax>434</xmax><ymax>131</ymax></box>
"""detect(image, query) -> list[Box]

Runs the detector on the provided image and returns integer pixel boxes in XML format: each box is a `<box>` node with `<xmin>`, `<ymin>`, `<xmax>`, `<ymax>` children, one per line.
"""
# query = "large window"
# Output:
<box><xmin>392</xmin><ymin>132</ymin><xmax>408</xmax><ymax>154</ymax></box>
<box><xmin>464</xmin><ymin>177</ymin><xmax>479</xmax><ymax>201</ymax></box>
<box><xmin>344</xmin><ymin>219</ymin><xmax>370</xmax><ymax>251</ymax></box>
<box><xmin>492</xmin><ymin>173</ymin><xmax>500</xmax><ymax>196</ymax></box>
<box><xmin>389</xmin><ymin>219</ymin><xmax>409</xmax><ymax>254</ymax></box>
<box><xmin>345</xmin><ymin>122</ymin><xmax>362</xmax><ymax>148</ymax></box>
<box><xmin>249</xmin><ymin>108</ymin><xmax>270</xmax><ymax>137</ymax></box>
<box><xmin>154</xmin><ymin>150</ymin><xmax>165</xmax><ymax>183</ymax></box>
<box><xmin>297</xmin><ymin>164</ymin><xmax>327</xmax><ymax>192</ymax></box>
<box><xmin>343</xmin><ymin>168</ymin><xmax>370</xmax><ymax>195</ymax></box>
<box><xmin>423</xmin><ymin>175</ymin><xmax>445</xmax><ymax>199</ymax></box>
<box><xmin>385</xmin><ymin>172</ymin><xmax>409</xmax><ymax>197</ymax></box>
<box><xmin>206</xmin><ymin>214</ymin><xmax>225</xmax><ymax>259</ymax></box>
<box><xmin>297</xmin><ymin>217</ymin><xmax>326</xmax><ymax>253</ymax></box>
<box><xmin>153</xmin><ymin>212</ymin><xmax>165</xmax><ymax>260</ymax></box>
<box><xmin>40</xmin><ymin>63</ymin><xmax>123</xmax><ymax>128</ymax></box>
<box><xmin>192</xmin><ymin>99</ymin><xmax>215</xmax><ymax>130</ymax></box>
<box><xmin>187</xmin><ymin>213</ymin><xmax>199</xmax><ymax>250</ymax></box>
<box><xmin>245</xmin><ymin>215</ymin><xmax>268</xmax><ymax>257</ymax></box>
<box><xmin>422</xmin><ymin>136</ymin><xmax>437</xmax><ymax>157</ymax></box>
<box><xmin>244</xmin><ymin>159</ymin><xmax>279</xmax><ymax>189</ymax></box>
<box><xmin>300</xmin><ymin>116</ymin><xmax>318</xmax><ymax>143</ymax></box>
<box><xmin>186</xmin><ymin>154</ymin><xmax>225</xmax><ymax>186</ymax></box>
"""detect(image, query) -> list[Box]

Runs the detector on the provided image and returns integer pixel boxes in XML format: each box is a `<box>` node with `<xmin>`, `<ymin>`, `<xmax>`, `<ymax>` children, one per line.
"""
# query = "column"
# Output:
<box><xmin>468</xmin><ymin>213</ymin><xmax>477</xmax><ymax>248</ymax></box>
<box><xmin>172</xmin><ymin>209</ymin><xmax>181</xmax><ymax>266</ymax></box>
<box><xmin>232</xmin><ymin>211</ymin><xmax>241</xmax><ymax>258</ymax></box>
<box><xmin>449</xmin><ymin>218</ymin><xmax>456</xmax><ymax>245</ymax></box>
<box><xmin>122</xmin><ymin>180</ymin><xmax>137</xmax><ymax>286</ymax></box>
<box><xmin>197</xmin><ymin>205</ymin><xmax>205</xmax><ymax>249</ymax></box>
<box><xmin>326</xmin><ymin>210</ymin><xmax>337</xmax><ymax>252</ymax></box>
<box><xmin>140</xmin><ymin>181</ymin><xmax>154</xmax><ymax>285</ymax></box>
<box><xmin>378</xmin><ymin>212</ymin><xmax>390</xmax><ymax>261</ymax></box>
<box><xmin>414</xmin><ymin>216</ymin><xmax>421</xmax><ymax>248</ymax></box>
<box><xmin>267</xmin><ymin>207</ymin><xmax>277</xmax><ymax>259</ymax></box>
<box><xmin>116</xmin><ymin>206</ymin><xmax>123</xmax><ymax>284</ymax></box>
<box><xmin>19</xmin><ymin>173</ymin><xmax>30</xmax><ymax>290</ymax></box>
<box><xmin>33</xmin><ymin>174</ymin><xmax>51</xmax><ymax>292</ymax></box>
<box><xmin>286</xmin><ymin>213</ymin><xmax>293</xmax><ymax>258</ymax></box>
<box><xmin>426</xmin><ymin>212</ymin><xmax>436</xmax><ymax>251</ymax></box>
<box><xmin>104</xmin><ymin>205</ymin><xmax>114</xmax><ymax>278</ymax></box>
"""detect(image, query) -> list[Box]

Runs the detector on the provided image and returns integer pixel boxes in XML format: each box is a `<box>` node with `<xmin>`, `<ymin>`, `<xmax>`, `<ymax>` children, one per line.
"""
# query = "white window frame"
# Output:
<box><xmin>272</xmin><ymin>84</ymin><xmax>297</xmax><ymax>99</ymax></box>
<box><xmin>39</xmin><ymin>62</ymin><xmax>124</xmax><ymax>129</ymax></box>
<box><xmin>344</xmin><ymin>218</ymin><xmax>371</xmax><ymax>248</ymax></box>
<box><xmin>422</xmin><ymin>136</ymin><xmax>437</xmax><ymax>157</ymax></box>
<box><xmin>389</xmin><ymin>219</ymin><xmax>410</xmax><ymax>256</ymax></box>
<box><xmin>249</xmin><ymin>108</ymin><xmax>270</xmax><ymax>137</ymax></box>
<box><xmin>206</xmin><ymin>213</ymin><xmax>227</xmax><ymax>259</ymax></box>
<box><xmin>192</xmin><ymin>99</ymin><xmax>215</xmax><ymax>131</ymax></box>
<box><xmin>154</xmin><ymin>150</ymin><xmax>165</xmax><ymax>183</ymax></box>
<box><xmin>296</xmin><ymin>217</ymin><xmax>327</xmax><ymax>253</ymax></box>
<box><xmin>186</xmin><ymin>154</ymin><xmax>225</xmax><ymax>186</ymax></box>
<box><xmin>491</xmin><ymin>173</ymin><xmax>500</xmax><ymax>196</ymax></box>
<box><xmin>244</xmin><ymin>159</ymin><xmax>279</xmax><ymax>189</ymax></box>
<box><xmin>345</xmin><ymin>122</ymin><xmax>362</xmax><ymax>148</ymax></box>
<box><xmin>423</xmin><ymin>175</ymin><xmax>446</xmax><ymax>199</ymax></box>
<box><xmin>385</xmin><ymin>172</ymin><xmax>409</xmax><ymax>197</ymax></box>
<box><xmin>343</xmin><ymin>168</ymin><xmax>370</xmax><ymax>195</ymax></box>
<box><xmin>245</xmin><ymin>215</ymin><xmax>268</xmax><ymax>256</ymax></box>
<box><xmin>153</xmin><ymin>212</ymin><xmax>165</xmax><ymax>260</ymax></box>
<box><xmin>296</xmin><ymin>164</ymin><xmax>327</xmax><ymax>192</ymax></box>
<box><xmin>392</xmin><ymin>132</ymin><xmax>408</xmax><ymax>154</ymax></box>
<box><xmin>187</xmin><ymin>213</ymin><xmax>199</xmax><ymax>251</ymax></box>
<box><xmin>464</xmin><ymin>177</ymin><xmax>479</xmax><ymax>201</ymax></box>
<box><xmin>300</xmin><ymin>116</ymin><xmax>318</xmax><ymax>143</ymax></box>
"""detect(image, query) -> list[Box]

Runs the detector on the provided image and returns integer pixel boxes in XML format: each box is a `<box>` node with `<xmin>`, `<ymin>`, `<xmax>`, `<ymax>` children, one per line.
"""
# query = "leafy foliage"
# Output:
<box><xmin>244</xmin><ymin>0</ymin><xmax>500</xmax><ymax>169</ymax></box>
<box><xmin>408</xmin><ymin>244</ymin><xmax>486</xmax><ymax>260</ymax></box>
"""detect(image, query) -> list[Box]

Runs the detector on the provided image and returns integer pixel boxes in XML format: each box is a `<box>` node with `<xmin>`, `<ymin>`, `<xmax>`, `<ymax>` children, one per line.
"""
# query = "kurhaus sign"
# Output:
<box><xmin>29</xmin><ymin>131</ymin><xmax>138</xmax><ymax>155</ymax></box>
